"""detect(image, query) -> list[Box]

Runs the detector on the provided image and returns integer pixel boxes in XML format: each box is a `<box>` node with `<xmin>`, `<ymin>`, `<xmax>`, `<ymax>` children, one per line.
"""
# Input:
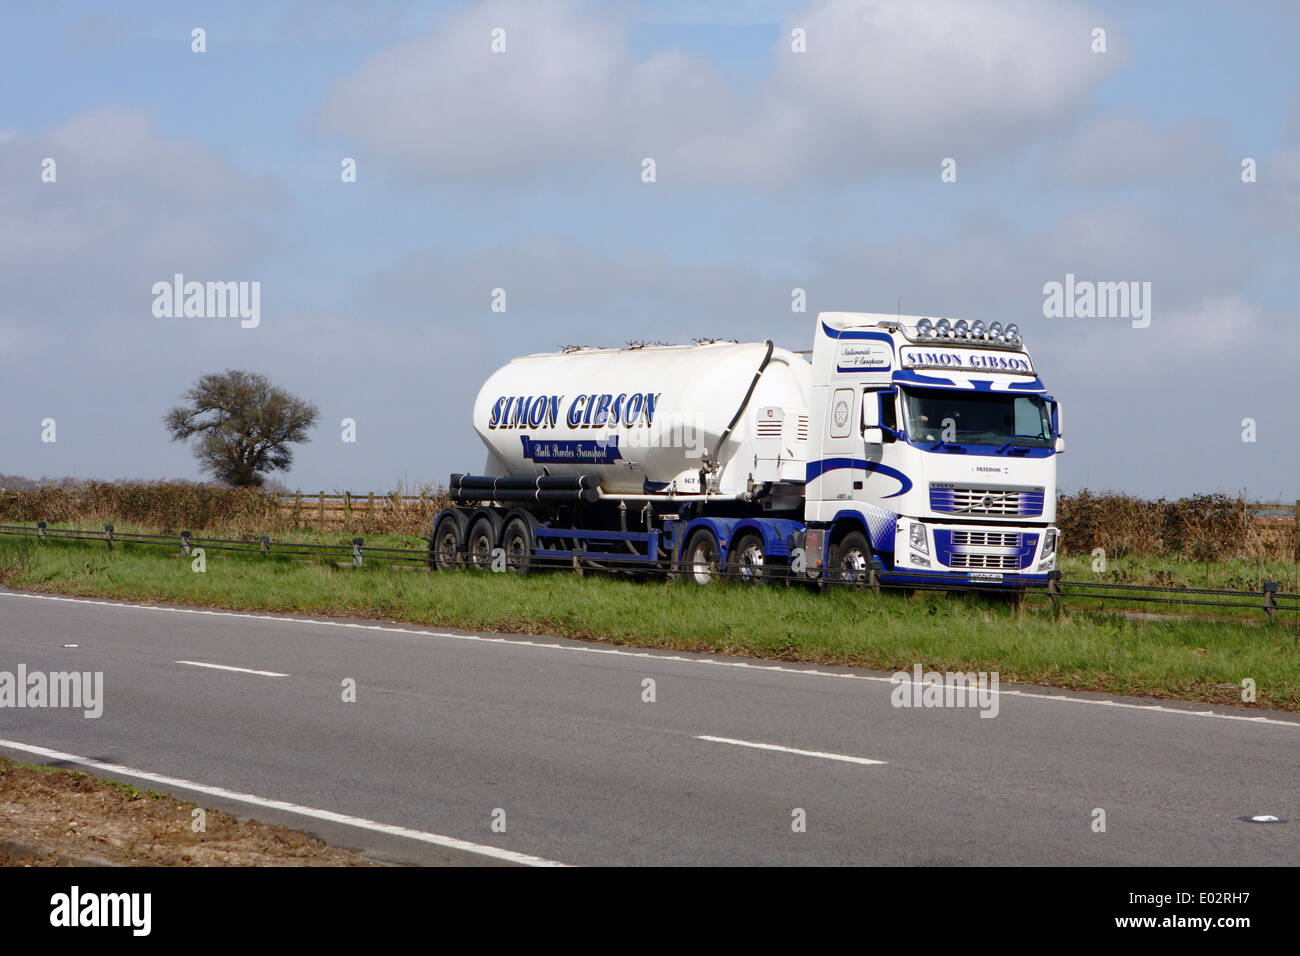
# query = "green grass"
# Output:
<box><xmin>1057</xmin><ymin>553</ymin><xmax>1299</xmax><ymax>593</ymax></box>
<box><xmin>1</xmin><ymin>535</ymin><xmax>1297</xmax><ymax>711</ymax></box>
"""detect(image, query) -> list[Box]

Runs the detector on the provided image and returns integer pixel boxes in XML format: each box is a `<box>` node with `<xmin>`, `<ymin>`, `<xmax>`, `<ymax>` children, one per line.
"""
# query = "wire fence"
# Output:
<box><xmin>2</xmin><ymin>521</ymin><xmax>1296</xmax><ymax>622</ymax></box>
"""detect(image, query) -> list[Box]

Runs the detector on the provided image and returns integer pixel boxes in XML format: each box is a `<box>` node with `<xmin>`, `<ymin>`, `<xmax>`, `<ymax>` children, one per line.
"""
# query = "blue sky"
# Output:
<box><xmin>1</xmin><ymin>0</ymin><xmax>1297</xmax><ymax>498</ymax></box>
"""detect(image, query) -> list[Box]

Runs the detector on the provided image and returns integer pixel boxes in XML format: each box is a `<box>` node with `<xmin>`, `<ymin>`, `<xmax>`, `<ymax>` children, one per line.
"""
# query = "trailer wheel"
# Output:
<box><xmin>501</xmin><ymin>516</ymin><xmax>534</xmax><ymax>575</ymax></box>
<box><xmin>466</xmin><ymin>515</ymin><xmax>497</xmax><ymax>570</ymax></box>
<box><xmin>683</xmin><ymin>528</ymin><xmax>720</xmax><ymax>585</ymax></box>
<box><xmin>729</xmin><ymin>532</ymin><xmax>768</xmax><ymax>584</ymax></box>
<box><xmin>429</xmin><ymin>512</ymin><xmax>466</xmax><ymax>570</ymax></box>
<box><xmin>830</xmin><ymin>530</ymin><xmax>872</xmax><ymax>586</ymax></box>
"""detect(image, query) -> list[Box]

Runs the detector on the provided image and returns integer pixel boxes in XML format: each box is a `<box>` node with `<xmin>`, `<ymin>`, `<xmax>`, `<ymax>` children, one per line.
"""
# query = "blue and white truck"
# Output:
<box><xmin>431</xmin><ymin>311</ymin><xmax>1063</xmax><ymax>589</ymax></box>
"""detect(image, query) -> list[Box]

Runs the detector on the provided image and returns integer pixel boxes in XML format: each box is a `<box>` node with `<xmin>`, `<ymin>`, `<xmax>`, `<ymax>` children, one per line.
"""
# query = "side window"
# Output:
<box><xmin>1013</xmin><ymin>397</ymin><xmax>1047</xmax><ymax>438</ymax></box>
<box><xmin>881</xmin><ymin>391</ymin><xmax>898</xmax><ymax>436</ymax></box>
<box><xmin>829</xmin><ymin>388</ymin><xmax>853</xmax><ymax>438</ymax></box>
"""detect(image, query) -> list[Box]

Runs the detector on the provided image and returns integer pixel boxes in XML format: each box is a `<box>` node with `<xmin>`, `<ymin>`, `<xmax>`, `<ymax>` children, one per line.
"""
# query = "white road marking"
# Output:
<box><xmin>4</xmin><ymin>591</ymin><xmax>1298</xmax><ymax>729</ymax></box>
<box><xmin>697</xmin><ymin>735</ymin><xmax>886</xmax><ymax>765</ymax></box>
<box><xmin>176</xmin><ymin>660</ymin><xmax>289</xmax><ymax>678</ymax></box>
<box><xmin>0</xmin><ymin>738</ymin><xmax>568</xmax><ymax>868</ymax></box>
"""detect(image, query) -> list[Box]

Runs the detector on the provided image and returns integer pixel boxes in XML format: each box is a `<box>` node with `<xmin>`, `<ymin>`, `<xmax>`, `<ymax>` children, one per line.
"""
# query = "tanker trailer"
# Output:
<box><xmin>431</xmin><ymin>312</ymin><xmax>1065</xmax><ymax>590</ymax></box>
<box><xmin>430</xmin><ymin>339</ymin><xmax>812</xmax><ymax>577</ymax></box>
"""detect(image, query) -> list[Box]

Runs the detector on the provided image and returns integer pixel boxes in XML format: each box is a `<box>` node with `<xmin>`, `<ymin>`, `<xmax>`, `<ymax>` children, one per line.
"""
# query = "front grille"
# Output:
<box><xmin>949</xmin><ymin>553</ymin><xmax>1022</xmax><ymax>570</ymax></box>
<box><xmin>951</xmin><ymin>531</ymin><xmax>1021</xmax><ymax>548</ymax></box>
<box><xmin>930</xmin><ymin>485</ymin><xmax>1045</xmax><ymax>517</ymax></box>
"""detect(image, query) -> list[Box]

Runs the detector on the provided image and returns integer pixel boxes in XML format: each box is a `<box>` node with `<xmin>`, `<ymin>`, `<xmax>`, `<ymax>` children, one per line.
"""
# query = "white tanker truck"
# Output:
<box><xmin>431</xmin><ymin>312</ymin><xmax>1064</xmax><ymax>589</ymax></box>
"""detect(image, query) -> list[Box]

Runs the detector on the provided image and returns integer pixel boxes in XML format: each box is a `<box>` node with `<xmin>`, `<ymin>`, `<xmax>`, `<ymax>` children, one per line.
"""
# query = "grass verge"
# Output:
<box><xmin>1</xmin><ymin>535</ymin><xmax>1297</xmax><ymax>710</ymax></box>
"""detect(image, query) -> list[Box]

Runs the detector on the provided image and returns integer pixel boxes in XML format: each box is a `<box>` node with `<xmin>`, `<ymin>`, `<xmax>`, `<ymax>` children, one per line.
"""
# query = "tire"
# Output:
<box><xmin>500</xmin><ymin>516</ymin><xmax>534</xmax><ymax>575</ymax></box>
<box><xmin>682</xmin><ymin>528</ymin><xmax>721</xmax><ymax>585</ymax></box>
<box><xmin>728</xmin><ymin>531</ymin><xmax>768</xmax><ymax>584</ymax></box>
<box><xmin>830</xmin><ymin>530</ymin><xmax>872</xmax><ymax>586</ymax></box>
<box><xmin>465</xmin><ymin>515</ymin><xmax>498</xmax><ymax>570</ymax></box>
<box><xmin>429</xmin><ymin>512</ymin><xmax>466</xmax><ymax>570</ymax></box>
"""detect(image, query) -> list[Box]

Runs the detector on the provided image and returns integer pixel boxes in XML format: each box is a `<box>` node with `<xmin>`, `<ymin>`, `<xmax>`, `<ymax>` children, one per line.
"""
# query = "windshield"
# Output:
<box><xmin>900</xmin><ymin>386</ymin><xmax>1051</xmax><ymax>447</ymax></box>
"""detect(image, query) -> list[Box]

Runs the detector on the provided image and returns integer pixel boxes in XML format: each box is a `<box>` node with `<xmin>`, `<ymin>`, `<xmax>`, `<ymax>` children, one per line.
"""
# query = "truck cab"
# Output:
<box><xmin>804</xmin><ymin>312</ymin><xmax>1062</xmax><ymax>588</ymax></box>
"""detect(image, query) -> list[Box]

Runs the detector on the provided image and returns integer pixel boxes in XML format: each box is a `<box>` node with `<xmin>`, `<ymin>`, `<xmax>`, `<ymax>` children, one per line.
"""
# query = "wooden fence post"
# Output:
<box><xmin>1047</xmin><ymin>571</ymin><xmax>1062</xmax><ymax>616</ymax></box>
<box><xmin>319</xmin><ymin>491</ymin><xmax>325</xmax><ymax>523</ymax></box>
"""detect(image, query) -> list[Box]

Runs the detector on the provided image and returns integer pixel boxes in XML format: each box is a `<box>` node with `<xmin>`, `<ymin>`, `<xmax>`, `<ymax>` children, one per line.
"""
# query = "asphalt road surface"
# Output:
<box><xmin>0</xmin><ymin>590</ymin><xmax>1295</xmax><ymax>866</ymax></box>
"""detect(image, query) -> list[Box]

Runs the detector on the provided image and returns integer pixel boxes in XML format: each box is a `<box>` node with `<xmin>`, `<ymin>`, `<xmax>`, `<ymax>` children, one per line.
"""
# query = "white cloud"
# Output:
<box><xmin>0</xmin><ymin>107</ymin><xmax>286</xmax><ymax>316</ymax></box>
<box><xmin>318</xmin><ymin>0</ymin><xmax>1119</xmax><ymax>184</ymax></box>
<box><xmin>1045</xmin><ymin>111</ymin><xmax>1230</xmax><ymax>185</ymax></box>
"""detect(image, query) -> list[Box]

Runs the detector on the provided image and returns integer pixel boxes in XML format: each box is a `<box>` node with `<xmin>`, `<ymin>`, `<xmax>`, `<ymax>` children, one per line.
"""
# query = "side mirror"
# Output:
<box><xmin>863</xmin><ymin>427</ymin><xmax>884</xmax><ymax>444</ymax></box>
<box><xmin>1054</xmin><ymin>436</ymin><xmax>1066</xmax><ymax>453</ymax></box>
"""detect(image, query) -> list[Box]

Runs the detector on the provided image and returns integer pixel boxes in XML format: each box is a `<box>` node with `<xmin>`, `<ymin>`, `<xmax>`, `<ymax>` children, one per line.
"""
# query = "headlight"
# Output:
<box><xmin>909</xmin><ymin>522</ymin><xmax>929</xmax><ymax>555</ymax></box>
<box><xmin>1042</xmin><ymin>529</ymin><xmax>1058</xmax><ymax>558</ymax></box>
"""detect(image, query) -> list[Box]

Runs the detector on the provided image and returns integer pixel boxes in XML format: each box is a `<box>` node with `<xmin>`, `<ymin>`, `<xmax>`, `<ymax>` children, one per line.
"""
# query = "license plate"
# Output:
<box><xmin>969</xmin><ymin>572</ymin><xmax>1004</xmax><ymax>582</ymax></box>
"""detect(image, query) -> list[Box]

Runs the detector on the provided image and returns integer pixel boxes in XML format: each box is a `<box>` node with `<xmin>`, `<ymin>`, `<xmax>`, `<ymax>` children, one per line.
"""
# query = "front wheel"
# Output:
<box><xmin>830</xmin><ymin>530</ymin><xmax>873</xmax><ymax>586</ymax></box>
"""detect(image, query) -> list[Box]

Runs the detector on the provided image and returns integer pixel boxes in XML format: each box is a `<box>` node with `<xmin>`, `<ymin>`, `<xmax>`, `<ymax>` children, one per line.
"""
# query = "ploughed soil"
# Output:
<box><xmin>0</xmin><ymin>757</ymin><xmax>375</xmax><ymax>866</ymax></box>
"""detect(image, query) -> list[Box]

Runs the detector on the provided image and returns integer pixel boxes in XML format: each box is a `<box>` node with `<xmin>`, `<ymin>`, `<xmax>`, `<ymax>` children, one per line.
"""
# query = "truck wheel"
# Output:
<box><xmin>729</xmin><ymin>532</ymin><xmax>768</xmax><ymax>584</ymax></box>
<box><xmin>466</xmin><ymin>515</ymin><xmax>497</xmax><ymax>570</ymax></box>
<box><xmin>683</xmin><ymin>528</ymin><xmax>720</xmax><ymax>585</ymax></box>
<box><xmin>429</xmin><ymin>512</ymin><xmax>466</xmax><ymax>570</ymax></box>
<box><xmin>501</xmin><ymin>516</ymin><xmax>533</xmax><ymax>575</ymax></box>
<box><xmin>830</xmin><ymin>530</ymin><xmax>872</xmax><ymax>586</ymax></box>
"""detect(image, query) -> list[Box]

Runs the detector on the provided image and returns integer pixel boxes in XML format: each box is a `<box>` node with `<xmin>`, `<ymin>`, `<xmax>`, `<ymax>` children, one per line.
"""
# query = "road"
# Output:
<box><xmin>0</xmin><ymin>589</ymin><xmax>1295</xmax><ymax>866</ymax></box>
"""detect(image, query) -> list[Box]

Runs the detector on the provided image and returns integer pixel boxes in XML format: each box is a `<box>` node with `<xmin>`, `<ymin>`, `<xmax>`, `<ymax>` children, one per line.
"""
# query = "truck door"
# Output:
<box><xmin>859</xmin><ymin>385</ymin><xmax>897</xmax><ymax>503</ymax></box>
<box><xmin>818</xmin><ymin>387</ymin><xmax>857</xmax><ymax>501</ymax></box>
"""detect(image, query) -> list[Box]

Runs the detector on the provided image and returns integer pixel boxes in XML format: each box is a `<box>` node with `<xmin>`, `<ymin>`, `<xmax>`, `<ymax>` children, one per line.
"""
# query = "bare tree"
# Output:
<box><xmin>164</xmin><ymin>370</ymin><xmax>319</xmax><ymax>487</ymax></box>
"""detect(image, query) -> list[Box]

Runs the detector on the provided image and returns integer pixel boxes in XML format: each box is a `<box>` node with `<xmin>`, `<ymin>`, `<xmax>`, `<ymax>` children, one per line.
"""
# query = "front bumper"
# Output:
<box><xmin>890</xmin><ymin>520</ymin><xmax>1058</xmax><ymax>583</ymax></box>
